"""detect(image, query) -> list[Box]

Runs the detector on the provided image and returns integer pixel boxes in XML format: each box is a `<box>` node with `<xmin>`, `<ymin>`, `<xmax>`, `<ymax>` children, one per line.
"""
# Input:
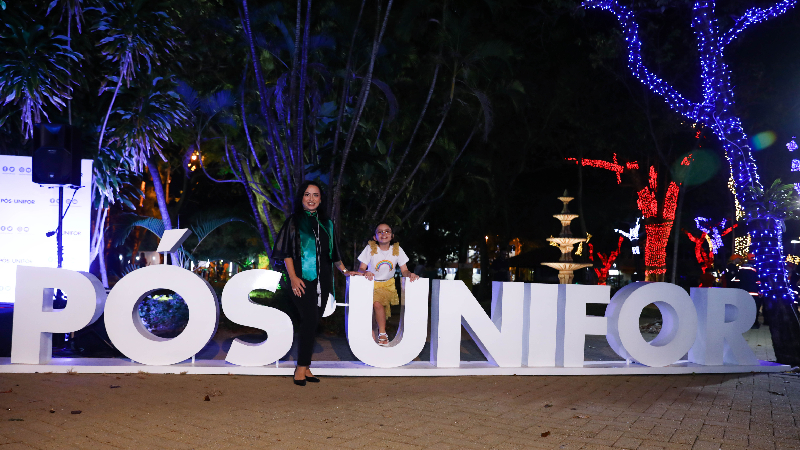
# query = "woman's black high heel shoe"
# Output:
<box><xmin>305</xmin><ymin>376</ymin><xmax>320</xmax><ymax>383</ymax></box>
<box><xmin>293</xmin><ymin>377</ymin><xmax>306</xmax><ymax>386</ymax></box>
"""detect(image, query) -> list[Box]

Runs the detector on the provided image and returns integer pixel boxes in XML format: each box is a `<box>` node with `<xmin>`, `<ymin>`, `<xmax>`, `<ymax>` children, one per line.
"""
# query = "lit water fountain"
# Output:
<box><xmin>542</xmin><ymin>191</ymin><xmax>592</xmax><ymax>283</ymax></box>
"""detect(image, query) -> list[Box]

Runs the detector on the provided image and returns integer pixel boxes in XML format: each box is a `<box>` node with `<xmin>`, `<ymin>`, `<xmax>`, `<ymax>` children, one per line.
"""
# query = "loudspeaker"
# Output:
<box><xmin>32</xmin><ymin>123</ymin><xmax>82</xmax><ymax>186</ymax></box>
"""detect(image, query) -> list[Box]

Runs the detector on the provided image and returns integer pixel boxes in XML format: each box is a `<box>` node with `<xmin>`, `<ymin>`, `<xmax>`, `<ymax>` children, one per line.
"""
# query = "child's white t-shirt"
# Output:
<box><xmin>357</xmin><ymin>244</ymin><xmax>409</xmax><ymax>281</ymax></box>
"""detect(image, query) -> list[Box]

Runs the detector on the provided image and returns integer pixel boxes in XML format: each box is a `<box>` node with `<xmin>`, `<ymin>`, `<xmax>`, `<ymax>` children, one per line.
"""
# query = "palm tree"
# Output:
<box><xmin>0</xmin><ymin>12</ymin><xmax>81</xmax><ymax>138</ymax></box>
<box><xmin>93</xmin><ymin>0</ymin><xmax>177</xmax><ymax>150</ymax></box>
<box><xmin>107</xmin><ymin>76</ymin><xmax>188</xmax><ymax>237</ymax></box>
<box><xmin>92</xmin><ymin>0</ymin><xmax>182</xmax><ymax>266</ymax></box>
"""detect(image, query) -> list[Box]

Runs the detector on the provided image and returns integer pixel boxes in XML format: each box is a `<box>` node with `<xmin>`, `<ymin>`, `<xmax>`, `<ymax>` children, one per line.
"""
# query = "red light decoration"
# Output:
<box><xmin>684</xmin><ymin>229</ymin><xmax>714</xmax><ymax>274</ymax></box>
<box><xmin>566</xmin><ymin>153</ymin><xmax>638</xmax><ymax>184</ymax></box>
<box><xmin>594</xmin><ymin>237</ymin><xmax>623</xmax><ymax>285</ymax></box>
<box><xmin>637</xmin><ymin>166</ymin><xmax>680</xmax><ymax>279</ymax></box>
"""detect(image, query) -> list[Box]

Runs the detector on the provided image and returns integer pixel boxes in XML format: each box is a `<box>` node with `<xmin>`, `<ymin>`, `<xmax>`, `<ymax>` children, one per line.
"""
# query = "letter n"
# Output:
<box><xmin>430</xmin><ymin>280</ymin><xmax>523</xmax><ymax>367</ymax></box>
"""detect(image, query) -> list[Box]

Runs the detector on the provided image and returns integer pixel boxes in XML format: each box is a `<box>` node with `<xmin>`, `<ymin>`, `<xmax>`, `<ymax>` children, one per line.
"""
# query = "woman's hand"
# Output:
<box><xmin>364</xmin><ymin>271</ymin><xmax>375</xmax><ymax>281</ymax></box>
<box><xmin>406</xmin><ymin>273</ymin><xmax>420</xmax><ymax>282</ymax></box>
<box><xmin>290</xmin><ymin>275</ymin><xmax>306</xmax><ymax>297</ymax></box>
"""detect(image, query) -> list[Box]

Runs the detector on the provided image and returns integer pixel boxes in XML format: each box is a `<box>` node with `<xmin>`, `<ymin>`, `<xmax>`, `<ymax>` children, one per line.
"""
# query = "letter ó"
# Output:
<box><xmin>104</xmin><ymin>265</ymin><xmax>219</xmax><ymax>365</ymax></box>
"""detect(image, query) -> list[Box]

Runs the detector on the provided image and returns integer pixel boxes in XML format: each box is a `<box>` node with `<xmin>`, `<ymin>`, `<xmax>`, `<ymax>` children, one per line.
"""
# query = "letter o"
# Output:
<box><xmin>606</xmin><ymin>282</ymin><xmax>698</xmax><ymax>367</ymax></box>
<box><xmin>105</xmin><ymin>265</ymin><xmax>219</xmax><ymax>365</ymax></box>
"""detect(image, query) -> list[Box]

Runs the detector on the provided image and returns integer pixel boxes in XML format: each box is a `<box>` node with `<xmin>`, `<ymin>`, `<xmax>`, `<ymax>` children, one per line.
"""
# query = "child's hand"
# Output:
<box><xmin>407</xmin><ymin>273</ymin><xmax>420</xmax><ymax>282</ymax></box>
<box><xmin>364</xmin><ymin>271</ymin><xmax>375</xmax><ymax>281</ymax></box>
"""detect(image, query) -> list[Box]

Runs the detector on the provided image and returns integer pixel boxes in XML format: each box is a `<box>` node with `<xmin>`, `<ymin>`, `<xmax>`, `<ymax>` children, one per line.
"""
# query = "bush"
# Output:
<box><xmin>138</xmin><ymin>292</ymin><xmax>189</xmax><ymax>337</ymax></box>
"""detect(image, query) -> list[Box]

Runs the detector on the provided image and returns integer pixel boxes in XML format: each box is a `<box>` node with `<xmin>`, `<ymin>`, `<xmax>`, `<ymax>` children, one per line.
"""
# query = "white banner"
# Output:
<box><xmin>0</xmin><ymin>156</ymin><xmax>92</xmax><ymax>303</ymax></box>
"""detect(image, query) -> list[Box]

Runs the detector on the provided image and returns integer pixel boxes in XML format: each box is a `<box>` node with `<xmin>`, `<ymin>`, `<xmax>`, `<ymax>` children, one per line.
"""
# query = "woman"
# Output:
<box><xmin>272</xmin><ymin>181</ymin><xmax>355</xmax><ymax>386</ymax></box>
<box><xmin>358</xmin><ymin>223</ymin><xmax>420</xmax><ymax>346</ymax></box>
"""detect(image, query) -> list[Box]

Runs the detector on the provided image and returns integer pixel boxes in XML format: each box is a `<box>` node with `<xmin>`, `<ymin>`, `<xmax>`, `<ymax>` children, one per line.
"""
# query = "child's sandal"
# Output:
<box><xmin>378</xmin><ymin>332</ymin><xmax>389</xmax><ymax>347</ymax></box>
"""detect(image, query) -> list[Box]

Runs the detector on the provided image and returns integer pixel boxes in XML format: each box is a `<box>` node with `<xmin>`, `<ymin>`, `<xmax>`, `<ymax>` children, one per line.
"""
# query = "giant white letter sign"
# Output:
<box><xmin>606</xmin><ymin>282</ymin><xmax>698</xmax><ymax>367</ymax></box>
<box><xmin>222</xmin><ymin>270</ymin><xmax>293</xmax><ymax>366</ymax></box>
<box><xmin>523</xmin><ymin>283</ymin><xmax>559</xmax><ymax>367</ymax></box>
<box><xmin>11</xmin><ymin>266</ymin><xmax>106</xmax><ymax>364</ymax></box>
<box><xmin>431</xmin><ymin>280</ymin><xmax>523</xmax><ymax>367</ymax></box>
<box><xmin>104</xmin><ymin>265</ymin><xmax>219</xmax><ymax>365</ymax></box>
<box><xmin>688</xmin><ymin>287</ymin><xmax>758</xmax><ymax>366</ymax></box>
<box><xmin>346</xmin><ymin>276</ymin><xmax>430</xmax><ymax>368</ymax></box>
<box><xmin>562</xmin><ymin>285</ymin><xmax>610</xmax><ymax>367</ymax></box>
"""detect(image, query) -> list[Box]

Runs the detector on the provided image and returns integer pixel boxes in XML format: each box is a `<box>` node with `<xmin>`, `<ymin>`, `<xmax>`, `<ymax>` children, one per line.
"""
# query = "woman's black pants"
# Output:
<box><xmin>292</xmin><ymin>278</ymin><xmax>326</xmax><ymax>366</ymax></box>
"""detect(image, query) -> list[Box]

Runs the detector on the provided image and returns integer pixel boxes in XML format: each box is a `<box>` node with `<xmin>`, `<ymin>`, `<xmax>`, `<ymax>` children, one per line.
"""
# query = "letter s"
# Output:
<box><xmin>222</xmin><ymin>270</ymin><xmax>293</xmax><ymax>366</ymax></box>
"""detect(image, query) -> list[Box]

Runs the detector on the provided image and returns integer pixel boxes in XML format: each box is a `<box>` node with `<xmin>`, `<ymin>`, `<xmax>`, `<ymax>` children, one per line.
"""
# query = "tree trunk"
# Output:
<box><xmin>749</xmin><ymin>218</ymin><xmax>800</xmax><ymax>365</ymax></box>
<box><xmin>98</xmin><ymin>67</ymin><xmax>125</xmax><ymax>150</ymax></box>
<box><xmin>669</xmin><ymin>186</ymin><xmax>687</xmax><ymax>284</ymax></box>
<box><xmin>98</xmin><ymin>233</ymin><xmax>109</xmax><ymax>289</ymax></box>
<box><xmin>146</xmin><ymin>156</ymin><xmax>179</xmax><ymax>265</ymax></box>
<box><xmin>719</xmin><ymin>129</ymin><xmax>800</xmax><ymax>364</ymax></box>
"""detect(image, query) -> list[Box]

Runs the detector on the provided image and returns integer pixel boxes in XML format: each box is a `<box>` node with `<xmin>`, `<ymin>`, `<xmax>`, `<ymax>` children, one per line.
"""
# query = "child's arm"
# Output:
<box><xmin>399</xmin><ymin>264</ymin><xmax>419</xmax><ymax>282</ymax></box>
<box><xmin>358</xmin><ymin>262</ymin><xmax>375</xmax><ymax>281</ymax></box>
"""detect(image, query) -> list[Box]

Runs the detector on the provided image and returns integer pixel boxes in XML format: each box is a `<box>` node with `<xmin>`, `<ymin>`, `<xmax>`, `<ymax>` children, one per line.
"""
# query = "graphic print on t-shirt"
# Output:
<box><xmin>375</xmin><ymin>260</ymin><xmax>394</xmax><ymax>272</ymax></box>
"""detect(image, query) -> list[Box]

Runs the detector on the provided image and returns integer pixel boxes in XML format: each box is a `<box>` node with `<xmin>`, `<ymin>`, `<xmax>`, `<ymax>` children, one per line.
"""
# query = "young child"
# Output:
<box><xmin>357</xmin><ymin>223</ymin><xmax>419</xmax><ymax>346</ymax></box>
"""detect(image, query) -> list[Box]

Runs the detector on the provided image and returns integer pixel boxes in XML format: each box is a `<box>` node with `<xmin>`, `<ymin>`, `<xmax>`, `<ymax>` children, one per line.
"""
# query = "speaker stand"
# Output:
<box><xmin>57</xmin><ymin>186</ymin><xmax>64</xmax><ymax>270</ymax></box>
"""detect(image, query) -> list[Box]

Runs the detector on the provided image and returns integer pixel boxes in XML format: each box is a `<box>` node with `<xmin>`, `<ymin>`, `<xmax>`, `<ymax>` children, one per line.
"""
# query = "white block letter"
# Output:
<box><xmin>688</xmin><ymin>287</ymin><xmax>758</xmax><ymax>366</ymax></box>
<box><xmin>105</xmin><ymin>265</ymin><xmax>219</xmax><ymax>365</ymax></box>
<box><xmin>12</xmin><ymin>266</ymin><xmax>106</xmax><ymax>364</ymax></box>
<box><xmin>222</xmin><ymin>270</ymin><xmax>293</xmax><ymax>366</ymax></box>
<box><xmin>431</xmin><ymin>280</ymin><xmax>523</xmax><ymax>367</ymax></box>
<box><xmin>346</xmin><ymin>276</ymin><xmax>429</xmax><ymax>368</ymax></box>
<box><xmin>607</xmin><ymin>282</ymin><xmax>697</xmax><ymax>367</ymax></box>
<box><xmin>523</xmin><ymin>283</ymin><xmax>559</xmax><ymax>367</ymax></box>
<box><xmin>563</xmin><ymin>284</ymin><xmax>609</xmax><ymax>367</ymax></box>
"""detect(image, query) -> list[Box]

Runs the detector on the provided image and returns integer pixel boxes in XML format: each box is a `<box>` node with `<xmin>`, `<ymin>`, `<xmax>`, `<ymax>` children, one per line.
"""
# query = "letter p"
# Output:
<box><xmin>11</xmin><ymin>266</ymin><xmax>106</xmax><ymax>364</ymax></box>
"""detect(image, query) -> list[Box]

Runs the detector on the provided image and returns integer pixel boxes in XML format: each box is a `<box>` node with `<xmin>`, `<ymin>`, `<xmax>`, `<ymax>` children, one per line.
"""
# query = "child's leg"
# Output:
<box><xmin>373</xmin><ymin>301</ymin><xmax>387</xmax><ymax>334</ymax></box>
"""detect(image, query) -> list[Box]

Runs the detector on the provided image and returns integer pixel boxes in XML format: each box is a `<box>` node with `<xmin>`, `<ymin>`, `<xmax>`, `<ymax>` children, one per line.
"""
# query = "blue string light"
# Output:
<box><xmin>582</xmin><ymin>0</ymin><xmax>799</xmax><ymax>304</ymax></box>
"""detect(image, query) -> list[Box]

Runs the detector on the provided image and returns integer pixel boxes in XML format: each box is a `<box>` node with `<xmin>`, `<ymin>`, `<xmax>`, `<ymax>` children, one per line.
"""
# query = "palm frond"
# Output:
<box><xmin>112</xmin><ymin>214</ymin><xmax>165</xmax><ymax>247</ymax></box>
<box><xmin>189</xmin><ymin>214</ymin><xmax>254</xmax><ymax>253</ymax></box>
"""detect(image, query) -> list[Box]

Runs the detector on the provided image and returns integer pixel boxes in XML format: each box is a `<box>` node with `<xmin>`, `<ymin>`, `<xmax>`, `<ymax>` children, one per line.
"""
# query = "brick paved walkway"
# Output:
<box><xmin>1</xmin><ymin>370</ymin><xmax>799</xmax><ymax>449</ymax></box>
<box><xmin>0</xmin><ymin>320</ymin><xmax>794</xmax><ymax>449</ymax></box>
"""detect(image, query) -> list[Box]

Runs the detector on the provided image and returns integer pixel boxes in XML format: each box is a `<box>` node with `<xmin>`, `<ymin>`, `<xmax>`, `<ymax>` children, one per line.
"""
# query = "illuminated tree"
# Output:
<box><xmin>684</xmin><ymin>229</ymin><xmax>714</xmax><ymax>274</ymax></box>
<box><xmin>694</xmin><ymin>217</ymin><xmax>736</xmax><ymax>254</ymax></box>
<box><xmin>583</xmin><ymin>0</ymin><xmax>800</xmax><ymax>363</ymax></box>
<box><xmin>637</xmin><ymin>166</ymin><xmax>679</xmax><ymax>281</ymax></box>
<box><xmin>594</xmin><ymin>236</ymin><xmax>623</xmax><ymax>285</ymax></box>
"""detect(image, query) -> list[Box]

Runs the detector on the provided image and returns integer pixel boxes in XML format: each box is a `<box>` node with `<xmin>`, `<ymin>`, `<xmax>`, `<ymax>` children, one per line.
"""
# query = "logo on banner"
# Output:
<box><xmin>50</xmin><ymin>198</ymin><xmax>78</xmax><ymax>205</ymax></box>
<box><xmin>0</xmin><ymin>226</ymin><xmax>29</xmax><ymax>232</ymax></box>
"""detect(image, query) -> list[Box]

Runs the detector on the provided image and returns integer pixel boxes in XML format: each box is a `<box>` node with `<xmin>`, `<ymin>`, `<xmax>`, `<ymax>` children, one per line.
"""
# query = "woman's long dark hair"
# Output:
<box><xmin>293</xmin><ymin>180</ymin><xmax>329</xmax><ymax>219</ymax></box>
